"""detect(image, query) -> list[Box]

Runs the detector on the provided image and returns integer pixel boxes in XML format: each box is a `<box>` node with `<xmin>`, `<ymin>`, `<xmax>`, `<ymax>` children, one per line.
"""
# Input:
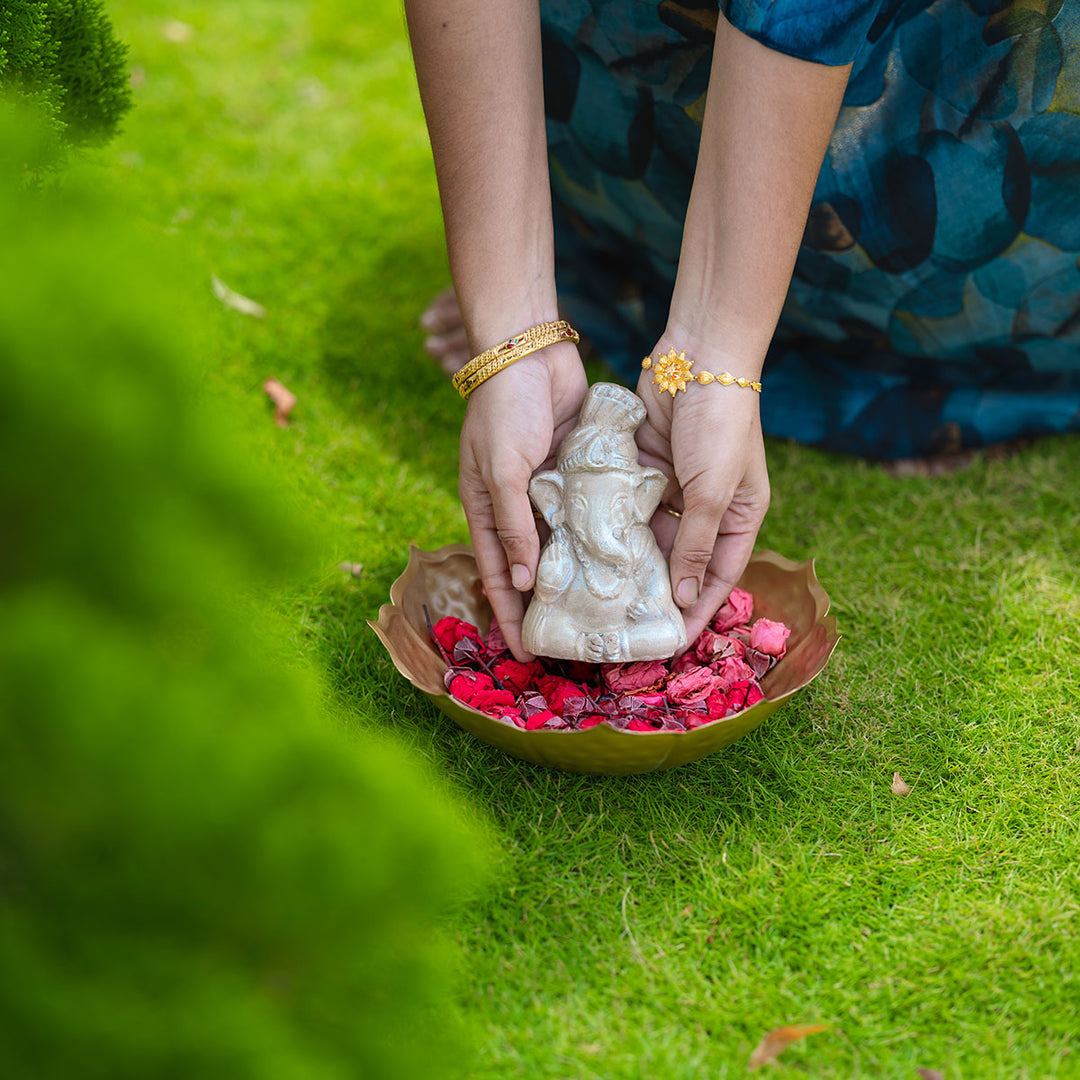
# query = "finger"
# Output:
<box><xmin>463</xmin><ymin>489</ymin><xmax>534</xmax><ymax>662</ymax></box>
<box><xmin>668</xmin><ymin>482</ymin><xmax>732</xmax><ymax>609</ymax></box>
<box><xmin>485</xmin><ymin>461</ymin><xmax>541</xmax><ymax>593</ymax></box>
<box><xmin>649</xmin><ymin>508</ymin><xmax>678</xmax><ymax>558</ymax></box>
<box><xmin>678</xmin><ymin>529</ymin><xmax>759</xmax><ymax>644</ymax></box>
<box><xmin>473</xmin><ymin>535</ymin><xmax>532</xmax><ymax>662</ymax></box>
<box><xmin>464</xmin><ymin>464</ymin><xmax>541</xmax><ymax>662</ymax></box>
<box><xmin>648</xmin><ymin>492</ymin><xmax>684</xmax><ymax>558</ymax></box>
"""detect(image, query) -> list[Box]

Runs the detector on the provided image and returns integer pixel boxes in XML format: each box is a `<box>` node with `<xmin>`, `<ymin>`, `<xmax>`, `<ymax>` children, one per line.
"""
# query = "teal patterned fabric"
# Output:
<box><xmin>542</xmin><ymin>1</ymin><xmax>1080</xmax><ymax>457</ymax></box>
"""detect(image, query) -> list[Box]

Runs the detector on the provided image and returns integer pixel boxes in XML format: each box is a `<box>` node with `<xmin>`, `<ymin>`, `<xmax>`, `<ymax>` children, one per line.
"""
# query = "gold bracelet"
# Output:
<box><xmin>642</xmin><ymin>347</ymin><xmax>761</xmax><ymax>397</ymax></box>
<box><xmin>452</xmin><ymin>319</ymin><xmax>580</xmax><ymax>399</ymax></box>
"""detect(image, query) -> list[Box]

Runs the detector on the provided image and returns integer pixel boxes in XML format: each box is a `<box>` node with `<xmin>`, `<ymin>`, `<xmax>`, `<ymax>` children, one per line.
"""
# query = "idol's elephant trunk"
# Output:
<box><xmin>574</xmin><ymin>496</ymin><xmax>633</xmax><ymax>566</ymax></box>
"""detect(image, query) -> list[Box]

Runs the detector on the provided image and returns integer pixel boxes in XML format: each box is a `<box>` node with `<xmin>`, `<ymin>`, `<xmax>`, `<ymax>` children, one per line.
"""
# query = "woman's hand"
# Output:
<box><xmin>459</xmin><ymin>342</ymin><xmax>587</xmax><ymax>661</ymax></box>
<box><xmin>622</xmin><ymin>20</ymin><xmax>846</xmax><ymax>650</ymax></box>
<box><xmin>635</xmin><ymin>345</ymin><xmax>770</xmax><ymax>645</ymax></box>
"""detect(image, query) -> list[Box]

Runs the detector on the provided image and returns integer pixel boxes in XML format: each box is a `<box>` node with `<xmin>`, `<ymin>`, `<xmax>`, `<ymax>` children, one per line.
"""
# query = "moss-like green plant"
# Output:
<box><xmin>0</xmin><ymin>118</ymin><xmax>486</xmax><ymax>1080</ymax></box>
<box><xmin>0</xmin><ymin>0</ymin><xmax>132</xmax><ymax>152</ymax></box>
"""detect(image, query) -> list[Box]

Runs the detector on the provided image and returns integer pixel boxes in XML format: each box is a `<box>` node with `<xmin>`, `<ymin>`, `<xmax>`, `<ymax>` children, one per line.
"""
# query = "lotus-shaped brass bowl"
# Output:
<box><xmin>369</xmin><ymin>545</ymin><xmax>839</xmax><ymax>775</ymax></box>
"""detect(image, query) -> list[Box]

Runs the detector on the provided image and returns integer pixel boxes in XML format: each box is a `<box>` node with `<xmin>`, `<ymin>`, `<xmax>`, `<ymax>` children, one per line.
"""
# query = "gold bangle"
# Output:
<box><xmin>642</xmin><ymin>347</ymin><xmax>761</xmax><ymax>397</ymax></box>
<box><xmin>452</xmin><ymin>320</ymin><xmax>580</xmax><ymax>399</ymax></box>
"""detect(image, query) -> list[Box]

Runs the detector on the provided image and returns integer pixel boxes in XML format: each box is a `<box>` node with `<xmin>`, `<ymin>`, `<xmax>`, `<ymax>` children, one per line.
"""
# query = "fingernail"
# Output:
<box><xmin>419</xmin><ymin>310</ymin><xmax>437</xmax><ymax>330</ymax></box>
<box><xmin>676</xmin><ymin>577</ymin><xmax>698</xmax><ymax>606</ymax></box>
<box><xmin>511</xmin><ymin>563</ymin><xmax>531</xmax><ymax>590</ymax></box>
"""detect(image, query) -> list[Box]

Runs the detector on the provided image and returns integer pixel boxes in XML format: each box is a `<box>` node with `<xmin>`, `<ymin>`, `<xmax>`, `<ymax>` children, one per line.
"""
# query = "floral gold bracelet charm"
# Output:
<box><xmin>642</xmin><ymin>347</ymin><xmax>762</xmax><ymax>397</ymax></box>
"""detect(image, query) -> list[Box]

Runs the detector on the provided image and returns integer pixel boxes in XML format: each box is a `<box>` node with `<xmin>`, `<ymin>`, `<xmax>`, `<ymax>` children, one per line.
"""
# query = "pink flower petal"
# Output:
<box><xmin>711</xmin><ymin>587</ymin><xmax>754</xmax><ymax>633</ymax></box>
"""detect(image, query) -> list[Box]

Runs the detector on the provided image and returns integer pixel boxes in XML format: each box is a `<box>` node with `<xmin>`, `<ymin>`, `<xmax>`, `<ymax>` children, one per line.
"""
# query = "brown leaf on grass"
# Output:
<box><xmin>262</xmin><ymin>378</ymin><xmax>296</xmax><ymax>427</ymax></box>
<box><xmin>212</xmin><ymin>275</ymin><xmax>267</xmax><ymax>318</ymax></box>
<box><xmin>338</xmin><ymin>562</ymin><xmax>364</xmax><ymax>578</ymax></box>
<box><xmin>891</xmin><ymin>772</ymin><xmax>912</xmax><ymax>796</ymax></box>
<box><xmin>917</xmin><ymin>1069</ymin><xmax>945</xmax><ymax>1080</ymax></box>
<box><xmin>747</xmin><ymin>1024</ymin><xmax>828</xmax><ymax>1069</ymax></box>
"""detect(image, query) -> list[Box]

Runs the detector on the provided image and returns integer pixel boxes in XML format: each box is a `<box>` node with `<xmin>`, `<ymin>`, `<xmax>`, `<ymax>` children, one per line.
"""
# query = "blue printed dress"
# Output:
<box><xmin>541</xmin><ymin>1</ymin><xmax>1080</xmax><ymax>458</ymax></box>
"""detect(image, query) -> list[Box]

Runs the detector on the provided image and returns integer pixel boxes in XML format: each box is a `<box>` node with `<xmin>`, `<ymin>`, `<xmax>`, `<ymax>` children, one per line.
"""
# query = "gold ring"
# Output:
<box><xmin>659</xmin><ymin>503</ymin><xmax>683</xmax><ymax>519</ymax></box>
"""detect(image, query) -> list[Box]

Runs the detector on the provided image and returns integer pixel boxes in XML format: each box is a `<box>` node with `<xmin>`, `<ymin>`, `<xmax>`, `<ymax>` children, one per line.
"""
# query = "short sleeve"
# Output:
<box><xmin>718</xmin><ymin>0</ymin><xmax>884</xmax><ymax>66</ymax></box>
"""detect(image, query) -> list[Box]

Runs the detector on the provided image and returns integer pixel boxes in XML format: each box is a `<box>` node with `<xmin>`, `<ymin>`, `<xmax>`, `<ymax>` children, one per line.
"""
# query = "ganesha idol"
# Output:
<box><xmin>521</xmin><ymin>383</ymin><xmax>687</xmax><ymax>663</ymax></box>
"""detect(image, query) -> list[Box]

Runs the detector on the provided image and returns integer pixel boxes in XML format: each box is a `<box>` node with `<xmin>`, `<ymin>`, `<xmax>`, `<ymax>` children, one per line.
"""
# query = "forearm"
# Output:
<box><xmin>666</xmin><ymin>17</ymin><xmax>851</xmax><ymax>370</ymax></box>
<box><xmin>404</xmin><ymin>0</ymin><xmax>558</xmax><ymax>350</ymax></box>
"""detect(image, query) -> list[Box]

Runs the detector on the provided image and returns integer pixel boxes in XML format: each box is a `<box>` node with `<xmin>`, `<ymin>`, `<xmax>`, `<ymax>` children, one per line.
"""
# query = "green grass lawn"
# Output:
<box><xmin>101</xmin><ymin>2</ymin><xmax>1080</xmax><ymax>1076</ymax></box>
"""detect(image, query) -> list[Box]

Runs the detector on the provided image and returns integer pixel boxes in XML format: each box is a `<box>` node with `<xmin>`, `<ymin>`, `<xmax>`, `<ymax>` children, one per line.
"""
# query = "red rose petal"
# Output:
<box><xmin>493</xmin><ymin>658</ymin><xmax>545</xmax><ymax>694</ymax></box>
<box><xmin>447</xmin><ymin>670</ymin><xmax>495</xmax><ymax>703</ymax></box>
<box><xmin>577</xmin><ymin>714</ymin><xmax>609</xmax><ymax>729</ymax></box>
<box><xmin>536</xmin><ymin>675</ymin><xmax>586</xmax><ymax>717</ymax></box>
<box><xmin>525</xmin><ymin>709</ymin><xmax>557</xmax><ymax>730</ymax></box>
<box><xmin>711</xmin><ymin>655</ymin><xmax>757</xmax><ymax>692</ymax></box>
<box><xmin>485</xmin><ymin>617</ymin><xmax>509</xmax><ymax>657</ymax></box>
<box><xmin>666</xmin><ymin>666</ymin><xmax>718</xmax><ymax>706</ymax></box>
<box><xmin>602</xmin><ymin>659</ymin><xmax>668</xmax><ymax>695</ymax></box>
<box><xmin>711</xmin><ymin>587</ymin><xmax>754</xmax><ymax>632</ymax></box>
<box><xmin>472</xmin><ymin>688</ymin><xmax>516</xmax><ymax>714</ymax></box>
<box><xmin>749</xmin><ymin>617</ymin><xmax>791</xmax><ymax>658</ymax></box>
<box><xmin>437</xmin><ymin>583</ymin><xmax>773</xmax><ymax>735</ymax></box>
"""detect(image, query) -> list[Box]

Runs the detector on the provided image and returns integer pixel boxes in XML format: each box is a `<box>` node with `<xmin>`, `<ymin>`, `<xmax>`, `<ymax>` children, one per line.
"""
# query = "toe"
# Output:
<box><xmin>419</xmin><ymin>287</ymin><xmax>461</xmax><ymax>333</ymax></box>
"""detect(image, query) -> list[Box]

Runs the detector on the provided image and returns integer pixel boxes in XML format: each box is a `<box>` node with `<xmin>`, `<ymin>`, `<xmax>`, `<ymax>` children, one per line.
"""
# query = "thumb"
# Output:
<box><xmin>668</xmin><ymin>486</ymin><xmax>729</xmax><ymax>609</ymax></box>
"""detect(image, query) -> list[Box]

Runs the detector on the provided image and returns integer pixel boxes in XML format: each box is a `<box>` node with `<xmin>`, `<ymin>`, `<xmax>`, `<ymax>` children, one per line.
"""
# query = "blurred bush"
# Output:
<box><xmin>0</xmin><ymin>118</ymin><xmax>486</xmax><ymax>1080</ymax></box>
<box><xmin>0</xmin><ymin>0</ymin><xmax>132</xmax><ymax>166</ymax></box>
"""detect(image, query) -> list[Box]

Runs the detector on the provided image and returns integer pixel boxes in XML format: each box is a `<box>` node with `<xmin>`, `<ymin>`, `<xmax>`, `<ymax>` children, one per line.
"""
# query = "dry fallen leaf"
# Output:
<box><xmin>297</xmin><ymin>76</ymin><xmax>328</xmax><ymax>106</ymax></box>
<box><xmin>747</xmin><ymin>1024</ymin><xmax>828</xmax><ymax>1070</ymax></box>
<box><xmin>891</xmin><ymin>772</ymin><xmax>912</xmax><ymax>796</ymax></box>
<box><xmin>338</xmin><ymin>562</ymin><xmax>364</xmax><ymax>578</ymax></box>
<box><xmin>917</xmin><ymin>1069</ymin><xmax>944</xmax><ymax>1080</ymax></box>
<box><xmin>162</xmin><ymin>19</ymin><xmax>194</xmax><ymax>43</ymax></box>
<box><xmin>681</xmin><ymin>905</ymin><xmax>693</xmax><ymax>917</ymax></box>
<box><xmin>212</xmin><ymin>275</ymin><xmax>267</xmax><ymax>318</ymax></box>
<box><xmin>262</xmin><ymin>378</ymin><xmax>296</xmax><ymax>428</ymax></box>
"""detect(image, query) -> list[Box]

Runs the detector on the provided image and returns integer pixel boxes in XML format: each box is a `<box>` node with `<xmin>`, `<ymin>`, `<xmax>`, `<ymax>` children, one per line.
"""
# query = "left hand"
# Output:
<box><xmin>635</xmin><ymin>346</ymin><xmax>771</xmax><ymax>644</ymax></box>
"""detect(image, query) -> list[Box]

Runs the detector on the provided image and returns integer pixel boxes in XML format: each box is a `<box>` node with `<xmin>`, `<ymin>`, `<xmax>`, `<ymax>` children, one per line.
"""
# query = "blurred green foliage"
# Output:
<box><xmin>0</xmin><ymin>118</ymin><xmax>486</xmax><ymax>1080</ymax></box>
<box><xmin>0</xmin><ymin>0</ymin><xmax>132</xmax><ymax>161</ymax></box>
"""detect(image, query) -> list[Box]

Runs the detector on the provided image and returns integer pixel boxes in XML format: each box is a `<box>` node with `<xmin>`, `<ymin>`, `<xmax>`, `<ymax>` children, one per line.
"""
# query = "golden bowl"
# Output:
<box><xmin>369</xmin><ymin>544</ymin><xmax>839</xmax><ymax>776</ymax></box>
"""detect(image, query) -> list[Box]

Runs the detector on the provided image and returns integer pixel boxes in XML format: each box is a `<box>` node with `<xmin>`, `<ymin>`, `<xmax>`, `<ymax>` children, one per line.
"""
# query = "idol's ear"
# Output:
<box><xmin>633</xmin><ymin>468</ymin><xmax>668</xmax><ymax>522</ymax></box>
<box><xmin>529</xmin><ymin>471</ymin><xmax>565</xmax><ymax>527</ymax></box>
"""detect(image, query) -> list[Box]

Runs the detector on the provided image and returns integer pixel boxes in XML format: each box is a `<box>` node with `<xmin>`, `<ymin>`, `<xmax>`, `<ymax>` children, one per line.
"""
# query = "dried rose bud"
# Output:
<box><xmin>749</xmin><ymin>618</ymin><xmax>791</xmax><ymax>658</ymax></box>
<box><xmin>711</xmin><ymin>587</ymin><xmax>754</xmax><ymax>632</ymax></box>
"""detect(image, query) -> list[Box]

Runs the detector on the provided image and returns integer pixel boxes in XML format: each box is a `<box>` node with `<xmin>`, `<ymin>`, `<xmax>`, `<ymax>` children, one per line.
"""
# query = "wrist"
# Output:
<box><xmin>653</xmin><ymin>324</ymin><xmax>765</xmax><ymax>382</ymax></box>
<box><xmin>457</xmin><ymin>279</ymin><xmax>561</xmax><ymax>357</ymax></box>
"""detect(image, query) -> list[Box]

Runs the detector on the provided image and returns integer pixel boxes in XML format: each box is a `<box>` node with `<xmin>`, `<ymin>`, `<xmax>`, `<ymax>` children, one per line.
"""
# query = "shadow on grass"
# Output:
<box><xmin>318</xmin><ymin>238</ymin><xmax>463</xmax><ymax>490</ymax></box>
<box><xmin>318</xmin><ymin>577</ymin><xmax>836</xmax><ymax>832</ymax></box>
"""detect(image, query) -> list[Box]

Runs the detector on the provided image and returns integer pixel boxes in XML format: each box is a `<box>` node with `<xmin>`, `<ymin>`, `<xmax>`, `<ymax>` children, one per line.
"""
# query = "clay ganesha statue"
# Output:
<box><xmin>521</xmin><ymin>383</ymin><xmax>687</xmax><ymax>663</ymax></box>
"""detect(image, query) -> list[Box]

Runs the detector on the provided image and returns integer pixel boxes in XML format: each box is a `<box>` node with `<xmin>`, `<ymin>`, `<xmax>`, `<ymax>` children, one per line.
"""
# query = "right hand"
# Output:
<box><xmin>459</xmin><ymin>342</ymin><xmax>587</xmax><ymax>660</ymax></box>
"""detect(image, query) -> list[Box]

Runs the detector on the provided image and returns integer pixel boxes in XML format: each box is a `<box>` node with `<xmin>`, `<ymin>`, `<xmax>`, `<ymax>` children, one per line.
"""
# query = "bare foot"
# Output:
<box><xmin>880</xmin><ymin>438</ymin><xmax>1032</xmax><ymax>477</ymax></box>
<box><xmin>419</xmin><ymin>287</ymin><xmax>470</xmax><ymax>376</ymax></box>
